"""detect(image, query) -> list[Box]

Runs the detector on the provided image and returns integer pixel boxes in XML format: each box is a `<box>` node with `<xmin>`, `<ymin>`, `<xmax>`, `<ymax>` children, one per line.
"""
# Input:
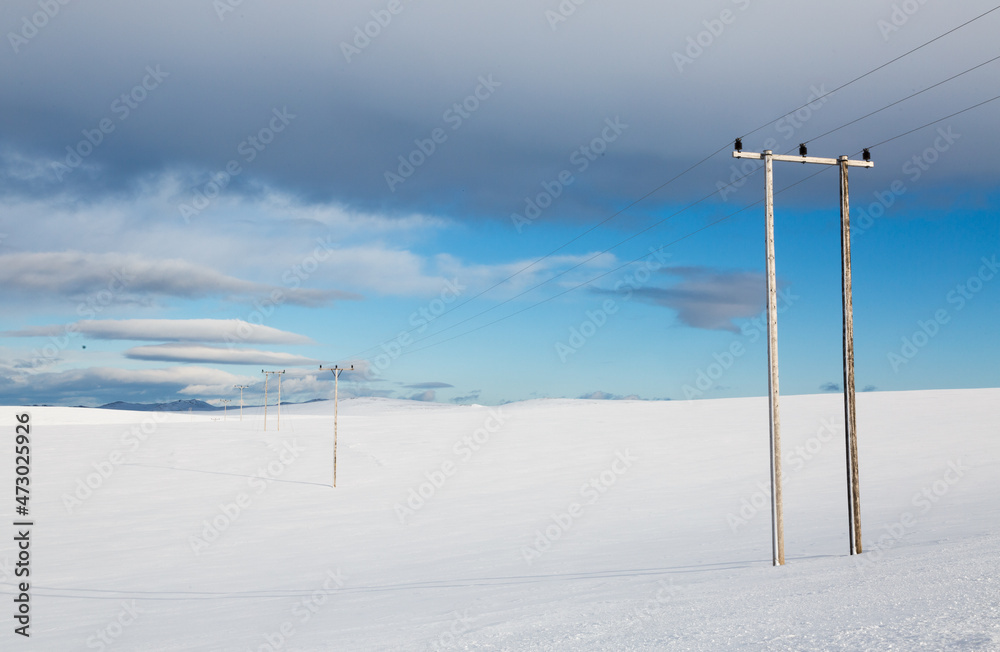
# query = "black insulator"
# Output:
<box><xmin>863</xmin><ymin>148</ymin><xmax>871</xmax><ymax>162</ymax></box>
<box><xmin>735</xmin><ymin>138</ymin><xmax>743</xmax><ymax>152</ymax></box>
<box><xmin>799</xmin><ymin>143</ymin><xmax>808</xmax><ymax>157</ymax></box>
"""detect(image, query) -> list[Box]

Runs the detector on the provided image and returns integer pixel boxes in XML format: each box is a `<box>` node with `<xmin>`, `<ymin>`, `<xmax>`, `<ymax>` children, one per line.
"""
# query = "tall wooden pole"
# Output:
<box><xmin>262</xmin><ymin>371</ymin><xmax>285</xmax><ymax>432</ymax></box>
<box><xmin>840</xmin><ymin>157</ymin><xmax>863</xmax><ymax>554</ymax></box>
<box><xmin>763</xmin><ymin>150</ymin><xmax>785</xmax><ymax>567</ymax></box>
<box><xmin>334</xmin><ymin>369</ymin><xmax>340</xmax><ymax>487</ymax></box>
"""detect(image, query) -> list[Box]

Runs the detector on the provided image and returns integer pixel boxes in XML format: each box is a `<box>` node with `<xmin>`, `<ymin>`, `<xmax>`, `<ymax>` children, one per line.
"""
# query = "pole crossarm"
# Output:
<box><xmin>734</xmin><ymin>151</ymin><xmax>874</xmax><ymax>168</ymax></box>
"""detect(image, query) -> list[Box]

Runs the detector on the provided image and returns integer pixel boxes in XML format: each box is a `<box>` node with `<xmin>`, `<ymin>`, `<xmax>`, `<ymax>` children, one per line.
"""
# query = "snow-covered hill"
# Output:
<box><xmin>1</xmin><ymin>389</ymin><xmax>998</xmax><ymax>650</ymax></box>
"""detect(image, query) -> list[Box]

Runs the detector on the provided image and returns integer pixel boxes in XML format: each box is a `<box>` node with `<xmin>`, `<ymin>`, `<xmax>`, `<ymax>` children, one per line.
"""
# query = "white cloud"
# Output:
<box><xmin>0</xmin><ymin>251</ymin><xmax>357</xmax><ymax>306</ymax></box>
<box><xmin>5</xmin><ymin>319</ymin><xmax>314</xmax><ymax>345</ymax></box>
<box><xmin>124</xmin><ymin>343</ymin><xmax>317</xmax><ymax>366</ymax></box>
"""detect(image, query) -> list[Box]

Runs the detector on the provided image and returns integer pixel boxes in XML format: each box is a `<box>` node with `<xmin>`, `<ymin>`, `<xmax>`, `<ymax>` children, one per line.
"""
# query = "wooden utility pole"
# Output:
<box><xmin>321</xmin><ymin>364</ymin><xmax>353</xmax><ymax>488</ymax></box>
<box><xmin>221</xmin><ymin>399</ymin><xmax>231</xmax><ymax>421</ymax></box>
<box><xmin>840</xmin><ymin>156</ymin><xmax>863</xmax><ymax>555</ymax></box>
<box><xmin>762</xmin><ymin>149</ymin><xmax>784</xmax><ymax>567</ymax></box>
<box><xmin>233</xmin><ymin>384</ymin><xmax>250</xmax><ymax>421</ymax></box>
<box><xmin>733</xmin><ymin>143</ymin><xmax>872</xmax><ymax>562</ymax></box>
<box><xmin>262</xmin><ymin>370</ymin><xmax>285</xmax><ymax>431</ymax></box>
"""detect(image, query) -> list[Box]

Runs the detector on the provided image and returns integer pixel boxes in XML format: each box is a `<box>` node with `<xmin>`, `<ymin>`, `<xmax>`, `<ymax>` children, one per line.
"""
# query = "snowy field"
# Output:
<box><xmin>1</xmin><ymin>388</ymin><xmax>998</xmax><ymax>650</ymax></box>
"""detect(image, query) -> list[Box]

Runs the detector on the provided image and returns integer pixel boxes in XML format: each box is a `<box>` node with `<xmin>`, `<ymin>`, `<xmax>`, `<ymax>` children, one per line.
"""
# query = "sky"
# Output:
<box><xmin>0</xmin><ymin>0</ymin><xmax>997</xmax><ymax>407</ymax></box>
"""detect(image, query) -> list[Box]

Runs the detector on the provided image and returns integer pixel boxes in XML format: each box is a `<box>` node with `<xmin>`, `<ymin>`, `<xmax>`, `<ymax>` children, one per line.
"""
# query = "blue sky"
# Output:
<box><xmin>1</xmin><ymin>1</ymin><xmax>997</xmax><ymax>406</ymax></box>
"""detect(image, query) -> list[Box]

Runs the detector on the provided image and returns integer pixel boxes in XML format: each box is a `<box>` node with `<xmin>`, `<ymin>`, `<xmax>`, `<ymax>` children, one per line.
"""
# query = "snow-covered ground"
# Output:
<box><xmin>1</xmin><ymin>388</ymin><xmax>998</xmax><ymax>650</ymax></box>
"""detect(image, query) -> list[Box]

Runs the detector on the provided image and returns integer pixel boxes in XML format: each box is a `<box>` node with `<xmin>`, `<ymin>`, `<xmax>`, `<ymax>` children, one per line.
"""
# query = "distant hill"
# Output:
<box><xmin>98</xmin><ymin>399</ymin><xmax>219</xmax><ymax>412</ymax></box>
<box><xmin>96</xmin><ymin>397</ymin><xmax>330</xmax><ymax>411</ymax></box>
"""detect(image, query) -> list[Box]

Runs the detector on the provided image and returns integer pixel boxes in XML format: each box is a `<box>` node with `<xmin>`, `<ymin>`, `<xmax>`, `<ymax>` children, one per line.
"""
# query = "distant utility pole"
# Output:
<box><xmin>262</xmin><ymin>370</ymin><xmax>286</xmax><ymax>431</ymax></box>
<box><xmin>233</xmin><ymin>384</ymin><xmax>250</xmax><ymax>421</ymax></box>
<box><xmin>221</xmin><ymin>399</ymin><xmax>232</xmax><ymax>421</ymax></box>
<box><xmin>733</xmin><ymin>141</ymin><xmax>873</xmax><ymax>564</ymax></box>
<box><xmin>320</xmin><ymin>364</ymin><xmax>353</xmax><ymax>488</ymax></box>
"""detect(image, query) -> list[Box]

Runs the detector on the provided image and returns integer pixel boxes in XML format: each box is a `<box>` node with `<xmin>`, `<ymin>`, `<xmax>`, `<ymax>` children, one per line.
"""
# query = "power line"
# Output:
<box><xmin>804</xmin><ymin>53</ymin><xmax>1000</xmax><ymax>147</ymax></box>
<box><xmin>361</xmin><ymin>84</ymin><xmax>999</xmax><ymax>359</ymax></box>
<box><xmin>337</xmin><ymin>143</ymin><xmax>729</xmax><ymax>362</ymax></box>
<box><xmin>394</xmin><ymin>74</ymin><xmax>995</xmax><ymax>359</ymax></box>
<box><xmin>365</xmin><ymin>167</ymin><xmax>765</xmax><ymax>356</ymax></box>
<box><xmin>740</xmin><ymin>4</ymin><xmax>1000</xmax><ymax>140</ymax></box>
<box><xmin>337</xmin><ymin>7</ymin><xmax>1000</xmax><ymax>363</ymax></box>
<box><xmin>400</xmin><ymin>167</ymin><xmax>833</xmax><ymax>358</ymax></box>
<box><xmin>868</xmin><ymin>93</ymin><xmax>1000</xmax><ymax>149</ymax></box>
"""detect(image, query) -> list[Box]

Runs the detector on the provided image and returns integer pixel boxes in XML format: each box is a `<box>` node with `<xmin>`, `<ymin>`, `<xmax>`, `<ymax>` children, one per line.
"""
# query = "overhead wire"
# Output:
<box><xmin>390</xmin><ymin>90</ymin><xmax>1000</xmax><ymax>358</ymax></box>
<box><xmin>333</xmin><ymin>6</ymin><xmax>1000</xmax><ymax>364</ymax></box>
<box><xmin>401</xmin><ymin>167</ymin><xmax>835</xmax><ymax>358</ymax></box>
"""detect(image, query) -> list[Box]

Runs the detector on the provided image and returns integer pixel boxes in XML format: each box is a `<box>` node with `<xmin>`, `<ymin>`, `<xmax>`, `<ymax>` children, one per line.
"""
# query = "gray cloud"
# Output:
<box><xmin>124</xmin><ymin>343</ymin><xmax>317</xmax><ymax>366</ymax></box>
<box><xmin>0</xmin><ymin>251</ymin><xmax>358</xmax><ymax>306</ymax></box>
<box><xmin>1</xmin><ymin>2</ymin><xmax>994</xmax><ymax>218</ymax></box>
<box><xmin>594</xmin><ymin>266</ymin><xmax>765</xmax><ymax>332</ymax></box>
<box><xmin>0</xmin><ymin>365</ymin><xmax>254</xmax><ymax>405</ymax></box>
<box><xmin>404</xmin><ymin>381</ymin><xmax>454</xmax><ymax>389</ymax></box>
<box><xmin>407</xmin><ymin>389</ymin><xmax>437</xmax><ymax>402</ymax></box>
<box><xmin>820</xmin><ymin>382</ymin><xmax>841</xmax><ymax>392</ymax></box>
<box><xmin>451</xmin><ymin>390</ymin><xmax>482</xmax><ymax>404</ymax></box>
<box><xmin>579</xmin><ymin>390</ymin><xmax>638</xmax><ymax>400</ymax></box>
<box><xmin>4</xmin><ymin>319</ymin><xmax>314</xmax><ymax>345</ymax></box>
